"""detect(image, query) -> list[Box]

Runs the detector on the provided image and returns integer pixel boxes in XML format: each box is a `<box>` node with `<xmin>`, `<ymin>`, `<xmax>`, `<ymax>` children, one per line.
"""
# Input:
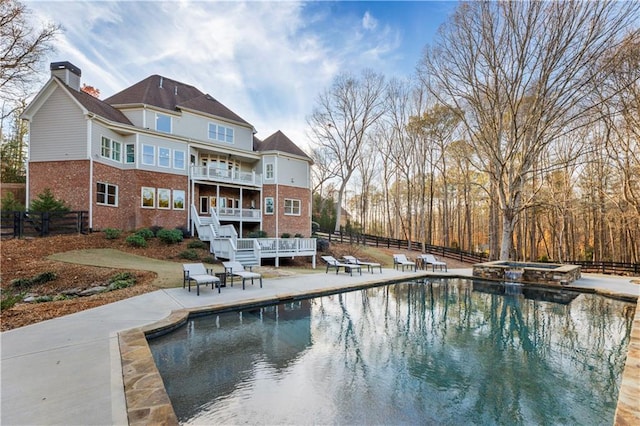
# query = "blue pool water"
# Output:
<box><xmin>149</xmin><ymin>278</ymin><xmax>635</xmax><ymax>425</ymax></box>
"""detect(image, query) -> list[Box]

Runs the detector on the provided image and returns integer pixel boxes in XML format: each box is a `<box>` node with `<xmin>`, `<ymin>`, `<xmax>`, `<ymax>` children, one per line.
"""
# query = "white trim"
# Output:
<box><xmin>141</xmin><ymin>187</ymin><xmax>155</xmax><ymax>208</ymax></box>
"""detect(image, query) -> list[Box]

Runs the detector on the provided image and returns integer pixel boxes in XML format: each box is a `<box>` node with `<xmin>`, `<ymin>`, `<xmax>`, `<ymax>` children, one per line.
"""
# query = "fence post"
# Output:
<box><xmin>41</xmin><ymin>212</ymin><xmax>49</xmax><ymax>236</ymax></box>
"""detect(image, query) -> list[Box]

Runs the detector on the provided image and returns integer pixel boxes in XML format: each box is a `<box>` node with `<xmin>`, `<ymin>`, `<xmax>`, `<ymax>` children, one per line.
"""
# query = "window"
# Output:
<box><xmin>101</xmin><ymin>137</ymin><xmax>121</xmax><ymax>162</ymax></box>
<box><xmin>265</xmin><ymin>163</ymin><xmax>274</xmax><ymax>180</ymax></box>
<box><xmin>284</xmin><ymin>199</ymin><xmax>301</xmax><ymax>215</ymax></box>
<box><xmin>156</xmin><ymin>113</ymin><xmax>171</xmax><ymax>133</ymax></box>
<box><xmin>208</xmin><ymin>123</ymin><xmax>234</xmax><ymax>143</ymax></box>
<box><xmin>96</xmin><ymin>182</ymin><xmax>117</xmax><ymax>206</ymax></box>
<box><xmin>158</xmin><ymin>188</ymin><xmax>170</xmax><ymax>209</ymax></box>
<box><xmin>264</xmin><ymin>197</ymin><xmax>274</xmax><ymax>215</ymax></box>
<box><xmin>142</xmin><ymin>145</ymin><xmax>155</xmax><ymax>165</ymax></box>
<box><xmin>174</xmin><ymin>150</ymin><xmax>185</xmax><ymax>169</ymax></box>
<box><xmin>158</xmin><ymin>147</ymin><xmax>170</xmax><ymax>168</ymax></box>
<box><xmin>101</xmin><ymin>137</ymin><xmax>111</xmax><ymax>158</ymax></box>
<box><xmin>125</xmin><ymin>144</ymin><xmax>135</xmax><ymax>163</ymax></box>
<box><xmin>141</xmin><ymin>187</ymin><xmax>155</xmax><ymax>208</ymax></box>
<box><xmin>173</xmin><ymin>190</ymin><xmax>185</xmax><ymax>210</ymax></box>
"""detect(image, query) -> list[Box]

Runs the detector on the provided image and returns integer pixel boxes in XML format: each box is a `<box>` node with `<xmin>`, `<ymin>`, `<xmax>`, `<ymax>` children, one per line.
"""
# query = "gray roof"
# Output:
<box><xmin>256</xmin><ymin>130</ymin><xmax>311</xmax><ymax>160</ymax></box>
<box><xmin>104</xmin><ymin>75</ymin><xmax>250</xmax><ymax>125</ymax></box>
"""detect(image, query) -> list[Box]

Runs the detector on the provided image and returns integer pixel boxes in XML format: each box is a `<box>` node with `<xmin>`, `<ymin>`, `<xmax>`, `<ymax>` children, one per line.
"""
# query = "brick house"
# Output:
<box><xmin>21</xmin><ymin>61</ymin><xmax>313</xmax><ymax>242</ymax></box>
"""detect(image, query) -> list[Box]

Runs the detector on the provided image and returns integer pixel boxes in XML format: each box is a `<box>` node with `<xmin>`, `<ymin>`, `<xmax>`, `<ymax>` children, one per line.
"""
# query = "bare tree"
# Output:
<box><xmin>1</xmin><ymin>0</ymin><xmax>60</xmax><ymax>120</ymax></box>
<box><xmin>419</xmin><ymin>0</ymin><xmax>640</xmax><ymax>260</ymax></box>
<box><xmin>307</xmin><ymin>70</ymin><xmax>386</xmax><ymax>233</ymax></box>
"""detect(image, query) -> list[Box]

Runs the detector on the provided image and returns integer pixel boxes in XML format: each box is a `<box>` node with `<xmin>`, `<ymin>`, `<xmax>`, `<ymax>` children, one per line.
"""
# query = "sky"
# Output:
<box><xmin>25</xmin><ymin>0</ymin><xmax>458</xmax><ymax>150</ymax></box>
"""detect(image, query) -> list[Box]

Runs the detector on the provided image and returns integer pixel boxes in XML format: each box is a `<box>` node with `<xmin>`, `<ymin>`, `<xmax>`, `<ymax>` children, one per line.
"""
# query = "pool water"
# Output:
<box><xmin>149</xmin><ymin>278</ymin><xmax>635</xmax><ymax>425</ymax></box>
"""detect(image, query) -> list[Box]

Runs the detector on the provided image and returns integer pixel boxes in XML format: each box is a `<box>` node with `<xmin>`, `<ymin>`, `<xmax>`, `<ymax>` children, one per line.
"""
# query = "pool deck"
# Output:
<box><xmin>1</xmin><ymin>268</ymin><xmax>639</xmax><ymax>425</ymax></box>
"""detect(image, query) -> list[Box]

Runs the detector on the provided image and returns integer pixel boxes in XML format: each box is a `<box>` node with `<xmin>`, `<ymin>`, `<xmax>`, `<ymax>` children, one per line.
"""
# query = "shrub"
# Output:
<box><xmin>201</xmin><ymin>255</ymin><xmax>216</xmax><ymax>264</ymax></box>
<box><xmin>53</xmin><ymin>294</ymin><xmax>74</xmax><ymax>301</ymax></box>
<box><xmin>175</xmin><ymin>226</ymin><xmax>190</xmax><ymax>238</ymax></box>
<box><xmin>10</xmin><ymin>272</ymin><xmax>57</xmax><ymax>288</ymax></box>
<box><xmin>108</xmin><ymin>272</ymin><xmax>136</xmax><ymax>290</ymax></box>
<box><xmin>10</xmin><ymin>278</ymin><xmax>33</xmax><ymax>289</ymax></box>
<box><xmin>135</xmin><ymin>228</ymin><xmax>154</xmax><ymax>239</ymax></box>
<box><xmin>316</xmin><ymin>238</ymin><xmax>329</xmax><ymax>252</ymax></box>
<box><xmin>248</xmin><ymin>230</ymin><xmax>268</xmax><ymax>238</ymax></box>
<box><xmin>187</xmin><ymin>240</ymin><xmax>208</xmax><ymax>250</ymax></box>
<box><xmin>294</xmin><ymin>233</ymin><xmax>304</xmax><ymax>238</ymax></box>
<box><xmin>149</xmin><ymin>225</ymin><xmax>163</xmax><ymax>236</ymax></box>
<box><xmin>103</xmin><ymin>228</ymin><xmax>122</xmax><ymax>239</ymax></box>
<box><xmin>126</xmin><ymin>234</ymin><xmax>147</xmax><ymax>247</ymax></box>
<box><xmin>179</xmin><ymin>249</ymin><xmax>199</xmax><ymax>260</ymax></box>
<box><xmin>1</xmin><ymin>192</ymin><xmax>25</xmax><ymax>211</ymax></box>
<box><xmin>157</xmin><ymin>228</ymin><xmax>183</xmax><ymax>244</ymax></box>
<box><xmin>31</xmin><ymin>272</ymin><xmax>57</xmax><ymax>285</ymax></box>
<box><xmin>1</xmin><ymin>292</ymin><xmax>23</xmax><ymax>310</ymax></box>
<box><xmin>280</xmin><ymin>233</ymin><xmax>291</xmax><ymax>238</ymax></box>
<box><xmin>29</xmin><ymin>188</ymin><xmax>70</xmax><ymax>213</ymax></box>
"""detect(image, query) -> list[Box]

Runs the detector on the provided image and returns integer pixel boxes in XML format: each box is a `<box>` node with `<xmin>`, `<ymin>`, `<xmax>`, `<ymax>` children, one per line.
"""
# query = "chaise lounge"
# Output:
<box><xmin>183</xmin><ymin>263</ymin><xmax>221</xmax><ymax>296</ymax></box>
<box><xmin>418</xmin><ymin>254</ymin><xmax>448</xmax><ymax>272</ymax></box>
<box><xmin>222</xmin><ymin>261</ymin><xmax>262</xmax><ymax>289</ymax></box>
<box><xmin>321</xmin><ymin>255</ymin><xmax>362</xmax><ymax>276</ymax></box>
<box><xmin>393</xmin><ymin>254</ymin><xmax>416</xmax><ymax>272</ymax></box>
<box><xmin>343</xmin><ymin>255</ymin><xmax>382</xmax><ymax>273</ymax></box>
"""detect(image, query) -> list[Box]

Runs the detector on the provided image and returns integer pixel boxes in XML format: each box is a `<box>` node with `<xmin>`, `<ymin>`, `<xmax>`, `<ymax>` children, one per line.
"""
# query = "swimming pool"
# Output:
<box><xmin>148</xmin><ymin>278</ymin><xmax>635</xmax><ymax>425</ymax></box>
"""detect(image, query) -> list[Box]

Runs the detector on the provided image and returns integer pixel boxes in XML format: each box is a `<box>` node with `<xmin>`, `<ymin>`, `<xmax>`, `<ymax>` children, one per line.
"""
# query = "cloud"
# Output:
<box><xmin>26</xmin><ymin>1</ymin><xmax>409</xmax><ymax>149</ymax></box>
<box><xmin>362</xmin><ymin>11</ymin><xmax>378</xmax><ymax>31</ymax></box>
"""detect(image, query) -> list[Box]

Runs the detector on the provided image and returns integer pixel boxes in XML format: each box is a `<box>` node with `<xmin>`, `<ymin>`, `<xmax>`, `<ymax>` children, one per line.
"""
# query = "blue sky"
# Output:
<box><xmin>26</xmin><ymin>0</ymin><xmax>457</xmax><ymax>149</ymax></box>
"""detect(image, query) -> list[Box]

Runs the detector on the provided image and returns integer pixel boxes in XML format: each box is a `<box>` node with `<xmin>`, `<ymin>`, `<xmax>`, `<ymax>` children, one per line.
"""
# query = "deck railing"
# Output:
<box><xmin>191</xmin><ymin>166</ymin><xmax>261</xmax><ymax>186</ymax></box>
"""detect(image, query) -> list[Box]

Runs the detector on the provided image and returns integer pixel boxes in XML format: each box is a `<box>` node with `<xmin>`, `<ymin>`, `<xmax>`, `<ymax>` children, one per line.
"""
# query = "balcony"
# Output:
<box><xmin>191</xmin><ymin>166</ymin><xmax>262</xmax><ymax>187</ymax></box>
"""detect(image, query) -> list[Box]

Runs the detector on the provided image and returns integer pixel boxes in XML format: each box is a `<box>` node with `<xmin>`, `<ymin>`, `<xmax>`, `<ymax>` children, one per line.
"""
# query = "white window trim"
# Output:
<box><xmin>284</xmin><ymin>198</ymin><xmax>301</xmax><ymax>216</ymax></box>
<box><xmin>156</xmin><ymin>113</ymin><xmax>172</xmax><ymax>133</ymax></box>
<box><xmin>157</xmin><ymin>188</ymin><xmax>171</xmax><ymax>209</ymax></box>
<box><xmin>264</xmin><ymin>197</ymin><xmax>274</xmax><ymax>215</ymax></box>
<box><xmin>158</xmin><ymin>147</ymin><xmax>171</xmax><ymax>168</ymax></box>
<box><xmin>125</xmin><ymin>143</ymin><xmax>135</xmax><ymax>164</ymax></box>
<box><xmin>265</xmin><ymin>163</ymin><xmax>274</xmax><ymax>180</ymax></box>
<box><xmin>208</xmin><ymin>122</ymin><xmax>234</xmax><ymax>144</ymax></box>
<box><xmin>173</xmin><ymin>150</ymin><xmax>186</xmax><ymax>170</ymax></box>
<box><xmin>141</xmin><ymin>187</ymin><xmax>155</xmax><ymax>208</ymax></box>
<box><xmin>100</xmin><ymin>136</ymin><xmax>121</xmax><ymax>162</ymax></box>
<box><xmin>173</xmin><ymin>189</ymin><xmax>185</xmax><ymax>210</ymax></box>
<box><xmin>96</xmin><ymin>182</ymin><xmax>118</xmax><ymax>207</ymax></box>
<box><xmin>142</xmin><ymin>144</ymin><xmax>155</xmax><ymax>166</ymax></box>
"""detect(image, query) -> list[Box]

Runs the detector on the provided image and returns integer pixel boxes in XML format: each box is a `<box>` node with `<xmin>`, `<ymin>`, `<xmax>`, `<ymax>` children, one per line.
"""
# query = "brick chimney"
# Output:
<box><xmin>50</xmin><ymin>61</ymin><xmax>81</xmax><ymax>90</ymax></box>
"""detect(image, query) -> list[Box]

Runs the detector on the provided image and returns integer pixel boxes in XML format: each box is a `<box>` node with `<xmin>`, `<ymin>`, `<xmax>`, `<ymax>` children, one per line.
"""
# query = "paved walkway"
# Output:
<box><xmin>1</xmin><ymin>267</ymin><xmax>638</xmax><ymax>425</ymax></box>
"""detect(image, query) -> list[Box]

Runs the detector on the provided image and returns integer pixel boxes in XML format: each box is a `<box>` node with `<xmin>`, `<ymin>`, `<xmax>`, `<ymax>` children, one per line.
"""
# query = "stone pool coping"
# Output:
<box><xmin>117</xmin><ymin>271</ymin><xmax>640</xmax><ymax>425</ymax></box>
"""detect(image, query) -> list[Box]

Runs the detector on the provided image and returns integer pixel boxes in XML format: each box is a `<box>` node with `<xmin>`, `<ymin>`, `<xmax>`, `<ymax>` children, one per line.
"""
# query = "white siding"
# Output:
<box><xmin>29</xmin><ymin>88</ymin><xmax>87</xmax><ymax>161</ymax></box>
<box><xmin>277</xmin><ymin>157</ymin><xmax>309</xmax><ymax>188</ymax></box>
<box><xmin>119</xmin><ymin>109</ymin><xmax>145</xmax><ymax>128</ymax></box>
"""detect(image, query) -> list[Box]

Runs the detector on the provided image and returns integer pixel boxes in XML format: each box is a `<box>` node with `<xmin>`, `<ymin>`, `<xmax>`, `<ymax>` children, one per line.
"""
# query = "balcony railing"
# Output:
<box><xmin>217</xmin><ymin>207</ymin><xmax>261</xmax><ymax>221</ymax></box>
<box><xmin>191</xmin><ymin>166</ymin><xmax>261</xmax><ymax>186</ymax></box>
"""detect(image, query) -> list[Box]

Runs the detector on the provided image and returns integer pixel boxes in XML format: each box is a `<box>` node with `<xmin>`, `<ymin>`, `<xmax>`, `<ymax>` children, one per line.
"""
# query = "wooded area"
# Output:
<box><xmin>309</xmin><ymin>1</ymin><xmax>640</xmax><ymax>263</ymax></box>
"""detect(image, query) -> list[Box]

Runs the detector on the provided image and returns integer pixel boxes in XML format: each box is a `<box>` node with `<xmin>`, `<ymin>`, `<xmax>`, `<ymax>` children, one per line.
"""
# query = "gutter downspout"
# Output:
<box><xmin>87</xmin><ymin>114</ymin><xmax>94</xmax><ymax>230</ymax></box>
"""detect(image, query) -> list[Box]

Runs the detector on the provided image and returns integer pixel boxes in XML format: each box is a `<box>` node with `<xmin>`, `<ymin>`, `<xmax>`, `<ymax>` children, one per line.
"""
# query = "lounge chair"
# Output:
<box><xmin>321</xmin><ymin>255</ymin><xmax>362</xmax><ymax>276</ymax></box>
<box><xmin>343</xmin><ymin>255</ymin><xmax>382</xmax><ymax>273</ymax></box>
<box><xmin>419</xmin><ymin>254</ymin><xmax>448</xmax><ymax>272</ymax></box>
<box><xmin>222</xmin><ymin>261</ymin><xmax>262</xmax><ymax>289</ymax></box>
<box><xmin>183</xmin><ymin>263</ymin><xmax>221</xmax><ymax>296</ymax></box>
<box><xmin>393</xmin><ymin>254</ymin><xmax>416</xmax><ymax>272</ymax></box>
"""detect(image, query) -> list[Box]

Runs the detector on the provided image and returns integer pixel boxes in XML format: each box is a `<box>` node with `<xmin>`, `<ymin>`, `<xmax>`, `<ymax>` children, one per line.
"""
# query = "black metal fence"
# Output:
<box><xmin>315</xmin><ymin>230</ymin><xmax>489</xmax><ymax>264</ymax></box>
<box><xmin>316</xmin><ymin>229</ymin><xmax>640</xmax><ymax>275</ymax></box>
<box><xmin>0</xmin><ymin>211</ymin><xmax>89</xmax><ymax>239</ymax></box>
